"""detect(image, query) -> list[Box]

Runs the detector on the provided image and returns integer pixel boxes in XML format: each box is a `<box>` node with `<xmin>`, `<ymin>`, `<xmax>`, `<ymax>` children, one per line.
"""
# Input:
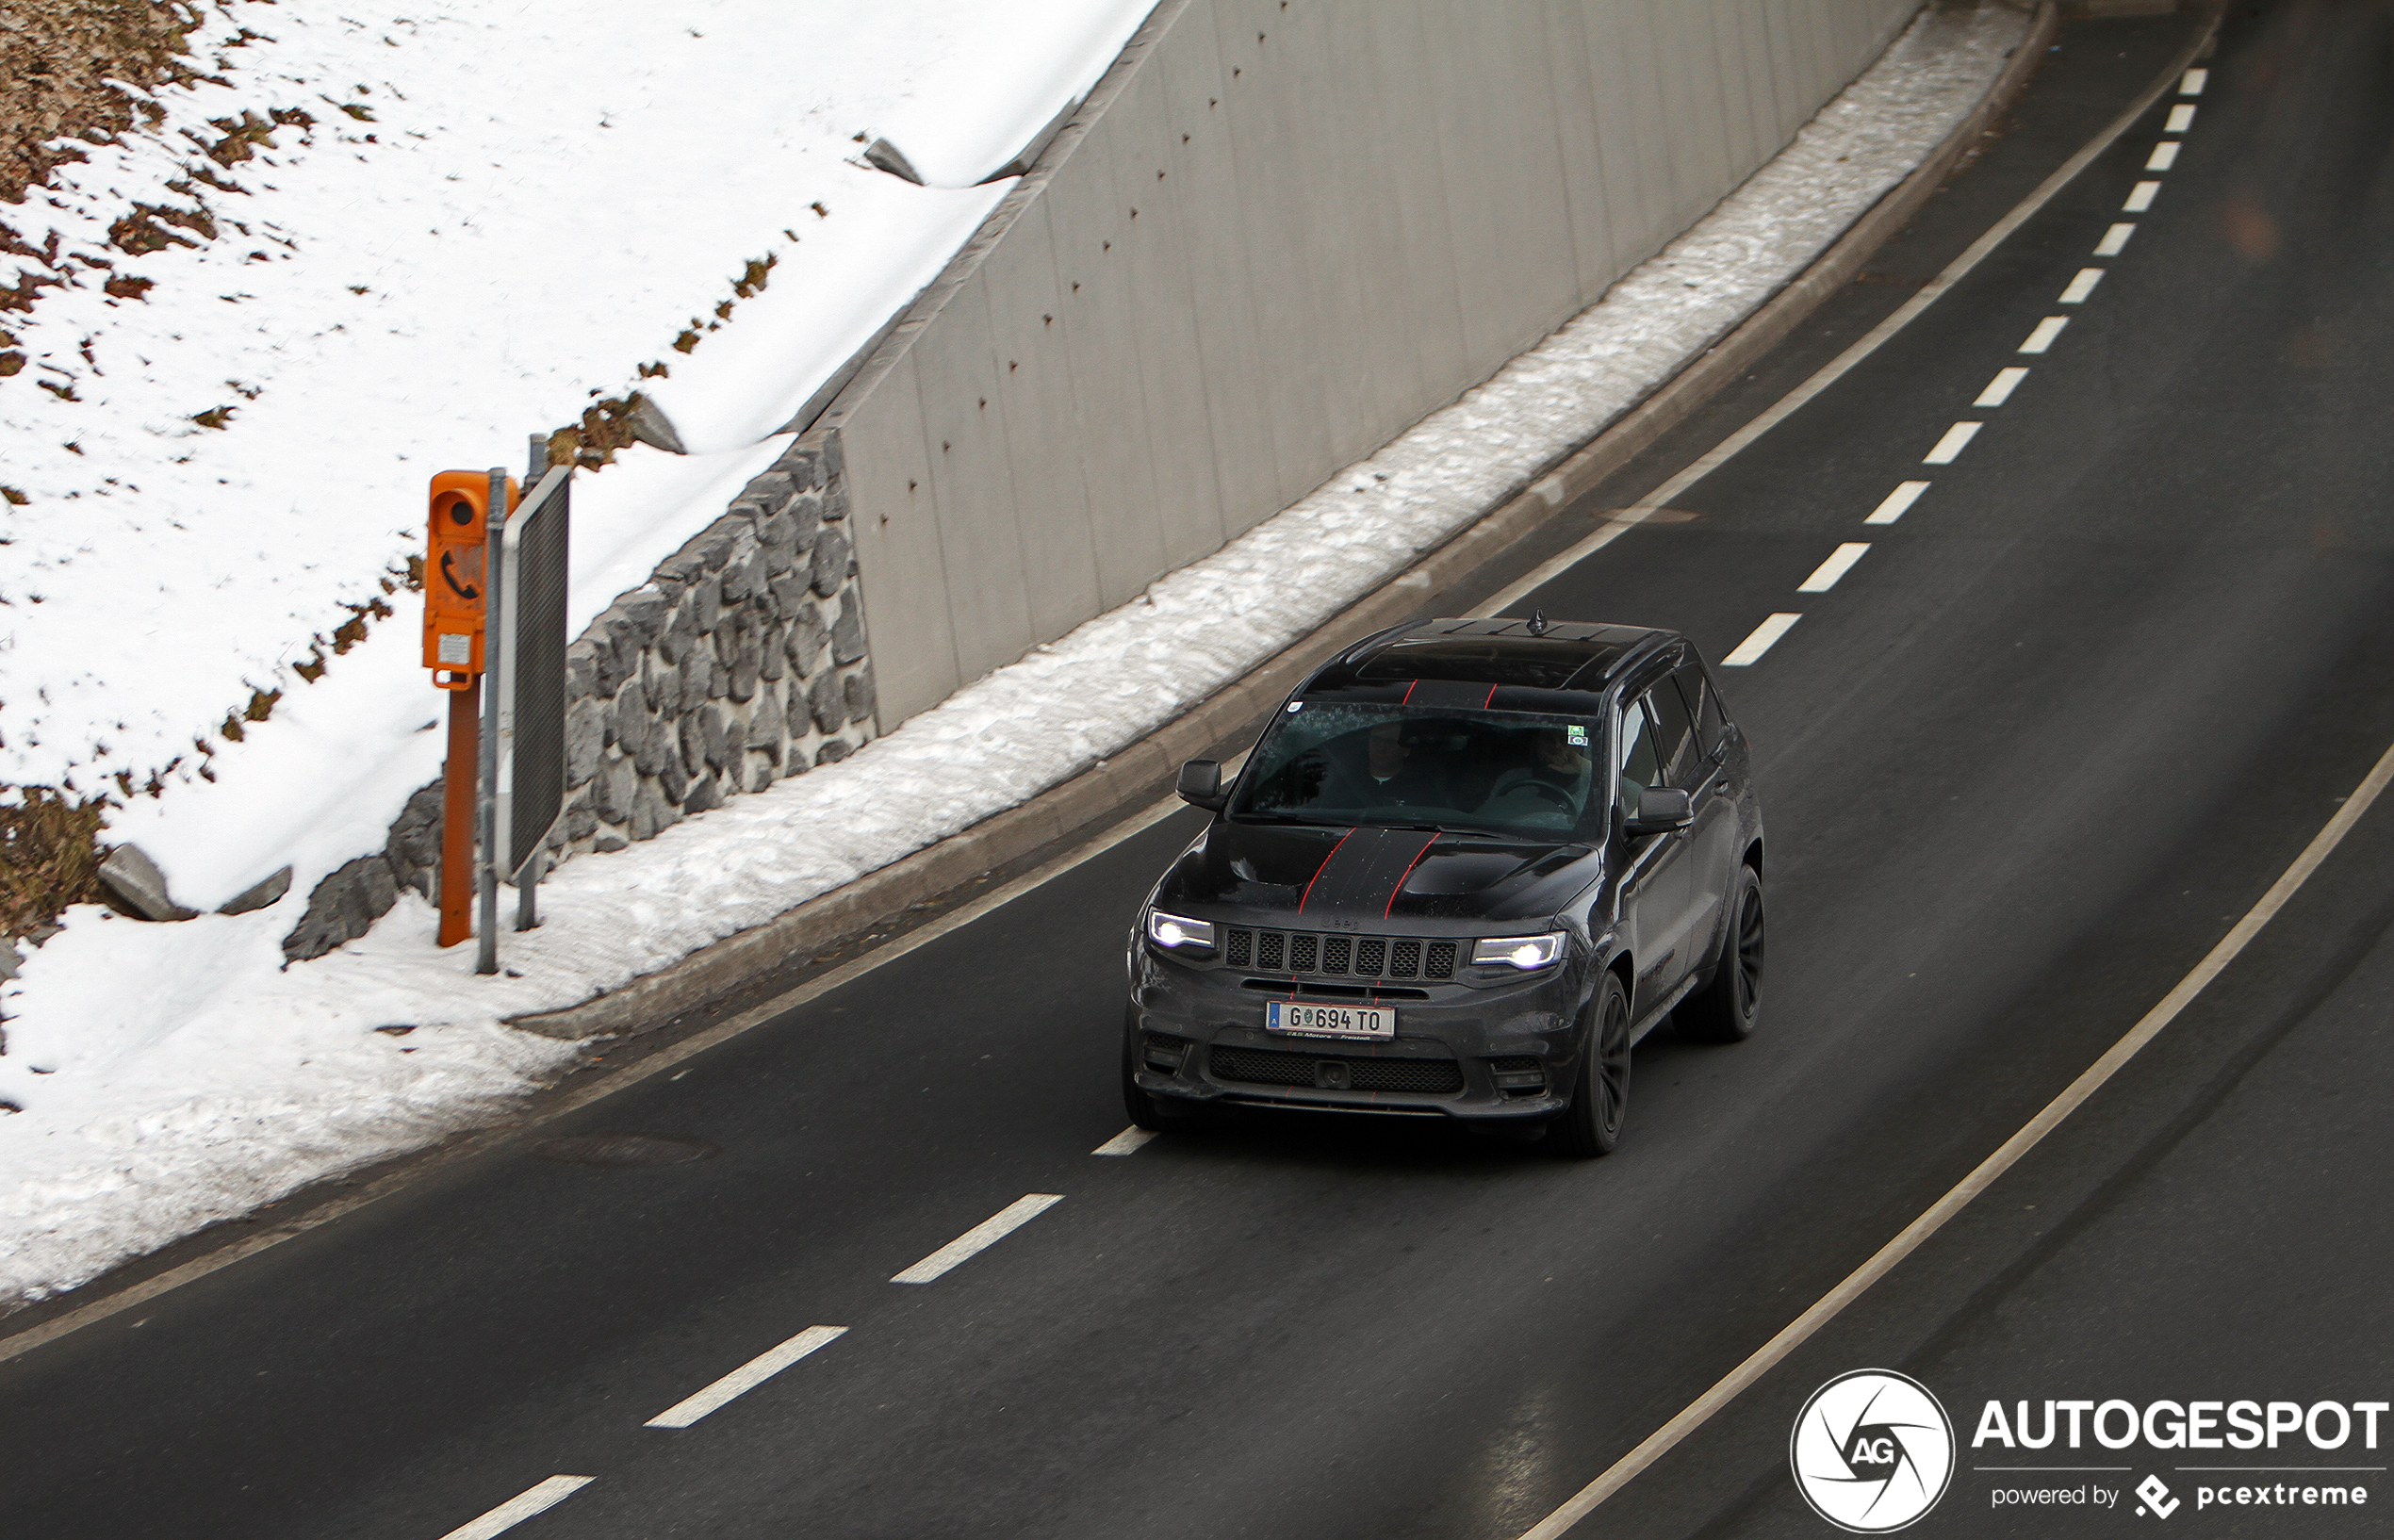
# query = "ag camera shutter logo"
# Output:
<box><xmin>1790</xmin><ymin>1369</ymin><xmax>1956</xmax><ymax>1532</ymax></box>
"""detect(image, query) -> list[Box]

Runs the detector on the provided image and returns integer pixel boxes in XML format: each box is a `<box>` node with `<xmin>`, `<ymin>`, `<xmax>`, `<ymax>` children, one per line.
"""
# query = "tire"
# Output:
<box><xmin>1549</xmin><ymin>972</ymin><xmax>1632</xmax><ymax>1158</ymax></box>
<box><xmin>1680</xmin><ymin>863</ymin><xmax>1764</xmax><ymax>1043</ymax></box>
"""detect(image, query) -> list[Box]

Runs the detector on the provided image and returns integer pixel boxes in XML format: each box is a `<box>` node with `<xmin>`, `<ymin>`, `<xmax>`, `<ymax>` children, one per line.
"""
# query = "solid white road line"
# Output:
<box><xmin>2058</xmin><ymin>268</ymin><xmax>2104</xmax><ymax>303</ymax></box>
<box><xmin>1513</xmin><ymin>731</ymin><xmax>2394</xmax><ymax>1540</ymax></box>
<box><xmin>438</xmin><ymin>1477</ymin><xmax>596</xmax><ymax>1540</ymax></box>
<box><xmin>2094</xmin><ymin>222</ymin><xmax>2136</xmax><ymax>256</ymax></box>
<box><xmin>1471</xmin><ymin>16</ymin><xmax>2216</xmax><ymax>621</ymax></box>
<box><xmin>1974</xmin><ymin>367</ymin><xmax>2029</xmax><ymax>407</ymax></box>
<box><xmin>1865</xmin><ymin>482</ymin><xmax>1930</xmax><ymax>525</ymax></box>
<box><xmin>2018</xmin><ymin>316</ymin><xmax>2069</xmax><ymax>354</ymax></box>
<box><xmin>1091</xmin><ymin>1126</ymin><xmax>1158</xmax><ymax>1156</ymax></box>
<box><xmin>1797</xmin><ymin>544</ymin><xmax>1870</xmax><ymax>594</ymax></box>
<box><xmin>2146</xmin><ymin>140</ymin><xmax>2181</xmax><ymax>172</ymax></box>
<box><xmin>892</xmin><ymin>1195</ymin><xmax>1063</xmax><ymax>1284</ymax></box>
<box><xmin>1721</xmin><ymin>614</ymin><xmax>1800</xmax><ymax>667</ymax></box>
<box><xmin>2124</xmin><ymin>181</ymin><xmax>2160</xmax><ymax>212</ymax></box>
<box><xmin>2165</xmin><ymin>104</ymin><xmax>2196</xmax><ymax>133</ymax></box>
<box><xmin>2182</xmin><ymin>66</ymin><xmax>2208</xmax><ymax>94</ymax></box>
<box><xmin>645</xmin><ymin>1326</ymin><xmax>847</xmax><ymax>1429</ymax></box>
<box><xmin>1923</xmin><ymin>422</ymin><xmax>1982</xmax><ymax>465</ymax></box>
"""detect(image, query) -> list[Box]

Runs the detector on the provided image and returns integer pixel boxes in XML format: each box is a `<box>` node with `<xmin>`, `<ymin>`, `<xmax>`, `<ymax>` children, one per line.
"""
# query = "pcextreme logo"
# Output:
<box><xmin>1791</xmin><ymin>1369</ymin><xmax>1958</xmax><ymax>1532</ymax></box>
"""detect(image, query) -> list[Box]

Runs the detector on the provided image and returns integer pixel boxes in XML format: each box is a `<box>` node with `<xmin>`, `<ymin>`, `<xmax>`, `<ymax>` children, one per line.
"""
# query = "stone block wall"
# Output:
<box><xmin>282</xmin><ymin>431</ymin><xmax>876</xmax><ymax>961</ymax></box>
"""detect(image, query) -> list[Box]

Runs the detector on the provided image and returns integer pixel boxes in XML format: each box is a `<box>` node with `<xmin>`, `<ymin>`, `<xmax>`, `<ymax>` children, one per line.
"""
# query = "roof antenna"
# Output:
<box><xmin>1526</xmin><ymin>608</ymin><xmax>1549</xmax><ymax>636</ymax></box>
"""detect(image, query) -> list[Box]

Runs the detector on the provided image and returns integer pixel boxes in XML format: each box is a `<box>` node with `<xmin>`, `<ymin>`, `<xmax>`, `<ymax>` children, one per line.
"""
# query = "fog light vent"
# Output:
<box><xmin>1487</xmin><ymin>1055</ymin><xmax>1547</xmax><ymax>1095</ymax></box>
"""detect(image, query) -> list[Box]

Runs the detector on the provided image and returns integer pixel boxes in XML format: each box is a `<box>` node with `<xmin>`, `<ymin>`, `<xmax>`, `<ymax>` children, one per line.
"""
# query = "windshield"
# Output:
<box><xmin>1232</xmin><ymin>702</ymin><xmax>1605</xmax><ymax>841</ymax></box>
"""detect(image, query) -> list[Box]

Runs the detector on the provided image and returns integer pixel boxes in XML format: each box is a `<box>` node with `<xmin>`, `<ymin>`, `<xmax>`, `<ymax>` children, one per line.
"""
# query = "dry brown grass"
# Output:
<box><xmin>0</xmin><ymin>789</ymin><xmax>108</xmax><ymax>941</ymax></box>
<box><xmin>0</xmin><ymin>1</ymin><xmax>211</xmax><ymax>205</ymax></box>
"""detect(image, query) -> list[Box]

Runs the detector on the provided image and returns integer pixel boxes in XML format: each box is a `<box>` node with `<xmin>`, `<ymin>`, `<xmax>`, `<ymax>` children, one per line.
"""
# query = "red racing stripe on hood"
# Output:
<box><xmin>1383</xmin><ymin>833</ymin><xmax>1439</xmax><ymax>918</ymax></box>
<box><xmin>1296</xmin><ymin>829</ymin><xmax>1353</xmax><ymax>914</ymax></box>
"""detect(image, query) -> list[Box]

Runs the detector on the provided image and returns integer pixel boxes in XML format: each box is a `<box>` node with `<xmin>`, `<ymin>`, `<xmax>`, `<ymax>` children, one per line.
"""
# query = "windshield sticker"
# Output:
<box><xmin>1566</xmin><ymin>724</ymin><xmax>1589</xmax><ymax>746</ymax></box>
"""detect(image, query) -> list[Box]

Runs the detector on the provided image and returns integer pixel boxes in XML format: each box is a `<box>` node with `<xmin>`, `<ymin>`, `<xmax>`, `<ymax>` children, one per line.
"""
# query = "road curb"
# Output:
<box><xmin>509</xmin><ymin>2</ymin><xmax>2058</xmax><ymax>1042</ymax></box>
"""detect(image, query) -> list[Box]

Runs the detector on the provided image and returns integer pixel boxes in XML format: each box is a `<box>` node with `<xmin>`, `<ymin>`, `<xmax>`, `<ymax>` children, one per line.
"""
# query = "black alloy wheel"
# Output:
<box><xmin>1681</xmin><ymin>863</ymin><xmax>1764</xmax><ymax>1043</ymax></box>
<box><xmin>1550</xmin><ymin>972</ymin><xmax>1632</xmax><ymax>1158</ymax></box>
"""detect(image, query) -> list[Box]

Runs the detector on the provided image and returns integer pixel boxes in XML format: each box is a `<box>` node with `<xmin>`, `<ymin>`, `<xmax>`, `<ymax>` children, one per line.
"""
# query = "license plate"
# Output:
<box><xmin>1266</xmin><ymin>1000</ymin><xmax>1395</xmax><ymax>1040</ymax></box>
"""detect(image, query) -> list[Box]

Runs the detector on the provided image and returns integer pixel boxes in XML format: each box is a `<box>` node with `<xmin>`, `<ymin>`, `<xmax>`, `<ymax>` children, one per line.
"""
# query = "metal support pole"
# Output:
<box><xmin>517</xmin><ymin>433</ymin><xmax>548</xmax><ymax>934</ymax></box>
<box><xmin>436</xmin><ymin>680</ymin><xmax>478</xmax><ymax>947</ymax></box>
<box><xmin>476</xmin><ymin>466</ymin><xmax>506</xmax><ymax>975</ymax></box>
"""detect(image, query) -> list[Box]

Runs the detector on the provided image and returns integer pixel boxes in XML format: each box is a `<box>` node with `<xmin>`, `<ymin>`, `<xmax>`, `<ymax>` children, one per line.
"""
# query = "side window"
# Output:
<box><xmin>1616</xmin><ymin>699</ymin><xmax>1661</xmax><ymax>816</ymax></box>
<box><xmin>1675</xmin><ymin>661</ymin><xmax>1730</xmax><ymax>760</ymax></box>
<box><xmin>1645</xmin><ymin>680</ymin><xmax>1697</xmax><ymax>786</ymax></box>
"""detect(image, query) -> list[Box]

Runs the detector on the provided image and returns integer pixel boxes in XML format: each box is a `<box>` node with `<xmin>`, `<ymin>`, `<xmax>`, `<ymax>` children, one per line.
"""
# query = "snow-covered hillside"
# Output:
<box><xmin>1</xmin><ymin>0</ymin><xmax>1154</xmax><ymax>800</ymax></box>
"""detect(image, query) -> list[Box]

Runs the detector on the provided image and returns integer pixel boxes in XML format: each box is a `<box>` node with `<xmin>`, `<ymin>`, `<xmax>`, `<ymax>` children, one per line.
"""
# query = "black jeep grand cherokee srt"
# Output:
<box><xmin>1123</xmin><ymin>616</ymin><xmax>1764</xmax><ymax>1156</ymax></box>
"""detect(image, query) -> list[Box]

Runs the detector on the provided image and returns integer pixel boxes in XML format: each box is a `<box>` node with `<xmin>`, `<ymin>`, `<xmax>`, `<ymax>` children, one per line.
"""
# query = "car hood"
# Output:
<box><xmin>1157</xmin><ymin>820</ymin><xmax>1598</xmax><ymax>925</ymax></box>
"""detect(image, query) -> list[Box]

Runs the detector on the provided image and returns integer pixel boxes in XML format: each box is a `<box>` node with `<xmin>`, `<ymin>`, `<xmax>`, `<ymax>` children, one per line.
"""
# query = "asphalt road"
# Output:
<box><xmin>7</xmin><ymin>7</ymin><xmax>2392</xmax><ymax>1538</ymax></box>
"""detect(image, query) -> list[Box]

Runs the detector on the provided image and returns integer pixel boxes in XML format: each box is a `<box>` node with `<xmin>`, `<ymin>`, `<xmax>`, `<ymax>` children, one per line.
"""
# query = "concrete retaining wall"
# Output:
<box><xmin>821</xmin><ymin>0</ymin><xmax>1922</xmax><ymax>726</ymax></box>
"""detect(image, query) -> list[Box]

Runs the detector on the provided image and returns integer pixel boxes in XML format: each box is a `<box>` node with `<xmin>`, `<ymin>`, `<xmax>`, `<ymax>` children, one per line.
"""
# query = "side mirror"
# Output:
<box><xmin>1624</xmin><ymin>785</ymin><xmax>1693</xmax><ymax>835</ymax></box>
<box><xmin>1177</xmin><ymin>759</ymin><xmax>1228</xmax><ymax>812</ymax></box>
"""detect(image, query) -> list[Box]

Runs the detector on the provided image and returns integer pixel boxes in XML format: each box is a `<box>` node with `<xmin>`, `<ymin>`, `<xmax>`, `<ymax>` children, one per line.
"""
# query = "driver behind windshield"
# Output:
<box><xmin>1479</xmin><ymin>727</ymin><xmax>1591</xmax><ymax>820</ymax></box>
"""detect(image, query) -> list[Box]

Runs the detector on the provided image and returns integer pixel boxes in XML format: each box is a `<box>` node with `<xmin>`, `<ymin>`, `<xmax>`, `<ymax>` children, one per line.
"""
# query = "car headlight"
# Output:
<box><xmin>1472</xmin><ymin>934</ymin><xmax>1565</xmax><ymax>970</ymax></box>
<box><xmin>1146</xmin><ymin>910</ymin><xmax>1217</xmax><ymax>952</ymax></box>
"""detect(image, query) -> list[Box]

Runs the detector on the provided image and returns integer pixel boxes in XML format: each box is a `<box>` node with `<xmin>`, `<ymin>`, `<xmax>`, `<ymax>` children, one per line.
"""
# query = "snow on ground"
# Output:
<box><xmin>0</xmin><ymin>3</ymin><xmax>2030</xmax><ymax>1308</ymax></box>
<box><xmin>0</xmin><ymin>0</ymin><xmax>1154</xmax><ymax>798</ymax></box>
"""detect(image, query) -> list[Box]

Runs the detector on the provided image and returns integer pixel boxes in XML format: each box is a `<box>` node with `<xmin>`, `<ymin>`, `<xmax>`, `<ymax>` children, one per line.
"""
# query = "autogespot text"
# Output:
<box><xmin>1974</xmin><ymin>1398</ymin><xmax>2388</xmax><ymax>1451</ymax></box>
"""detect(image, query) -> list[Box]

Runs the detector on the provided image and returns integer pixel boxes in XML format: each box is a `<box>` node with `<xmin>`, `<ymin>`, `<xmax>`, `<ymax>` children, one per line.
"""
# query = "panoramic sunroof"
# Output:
<box><xmin>1352</xmin><ymin>637</ymin><xmax>1618</xmax><ymax>690</ymax></box>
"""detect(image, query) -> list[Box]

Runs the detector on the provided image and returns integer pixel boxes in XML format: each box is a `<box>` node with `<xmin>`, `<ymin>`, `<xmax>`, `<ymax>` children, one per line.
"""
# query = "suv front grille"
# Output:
<box><xmin>1209</xmin><ymin>1045</ymin><xmax>1465</xmax><ymax>1095</ymax></box>
<box><xmin>1221</xmin><ymin>928</ymin><xmax>1457</xmax><ymax>982</ymax></box>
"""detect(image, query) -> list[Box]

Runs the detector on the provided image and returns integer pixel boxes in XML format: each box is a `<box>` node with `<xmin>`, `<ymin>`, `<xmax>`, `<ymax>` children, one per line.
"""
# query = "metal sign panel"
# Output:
<box><xmin>505</xmin><ymin>467</ymin><xmax>570</xmax><ymax>876</ymax></box>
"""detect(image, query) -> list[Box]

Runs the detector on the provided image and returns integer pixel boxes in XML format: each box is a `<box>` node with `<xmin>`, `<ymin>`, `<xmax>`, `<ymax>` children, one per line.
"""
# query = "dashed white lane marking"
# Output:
<box><xmin>1797</xmin><ymin>544</ymin><xmax>1870</xmax><ymax>594</ymax></box>
<box><xmin>2124</xmin><ymin>181</ymin><xmax>2160</xmax><ymax>212</ymax></box>
<box><xmin>1091</xmin><ymin>1126</ymin><xmax>1158</xmax><ymax>1156</ymax></box>
<box><xmin>1974</xmin><ymin>367</ymin><xmax>2028</xmax><ymax>407</ymax></box>
<box><xmin>2019</xmin><ymin>317</ymin><xmax>2069</xmax><ymax>353</ymax></box>
<box><xmin>2146</xmin><ymin>140</ymin><xmax>2181</xmax><ymax>172</ymax></box>
<box><xmin>892</xmin><ymin>1195</ymin><xmax>1063</xmax><ymax>1284</ymax></box>
<box><xmin>1923</xmin><ymin>421</ymin><xmax>1982</xmax><ymax>465</ymax></box>
<box><xmin>2058</xmin><ymin>268</ymin><xmax>2104</xmax><ymax>304</ymax></box>
<box><xmin>1722</xmin><ymin>614</ymin><xmax>1800</xmax><ymax>667</ymax></box>
<box><xmin>1866</xmin><ymin>482</ymin><xmax>1929</xmax><ymax>525</ymax></box>
<box><xmin>645</xmin><ymin>1326</ymin><xmax>847</xmax><ymax>1429</ymax></box>
<box><xmin>2165</xmin><ymin>104</ymin><xmax>2196</xmax><ymax>133</ymax></box>
<box><xmin>2182</xmin><ymin>66</ymin><xmax>2208</xmax><ymax>94</ymax></box>
<box><xmin>437</xmin><ymin>1477</ymin><xmax>596</xmax><ymax>1540</ymax></box>
<box><xmin>2094</xmin><ymin>222</ymin><xmax>2136</xmax><ymax>256</ymax></box>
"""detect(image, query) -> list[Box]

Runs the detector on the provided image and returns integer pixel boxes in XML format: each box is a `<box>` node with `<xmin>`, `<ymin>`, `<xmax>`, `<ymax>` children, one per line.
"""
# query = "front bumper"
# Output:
<box><xmin>1127</xmin><ymin>944</ymin><xmax>1584</xmax><ymax>1120</ymax></box>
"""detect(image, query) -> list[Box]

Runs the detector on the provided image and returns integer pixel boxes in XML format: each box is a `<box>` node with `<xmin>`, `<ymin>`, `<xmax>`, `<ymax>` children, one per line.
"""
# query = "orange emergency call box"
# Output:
<box><xmin>423</xmin><ymin>470</ymin><xmax>517</xmax><ymax>688</ymax></box>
